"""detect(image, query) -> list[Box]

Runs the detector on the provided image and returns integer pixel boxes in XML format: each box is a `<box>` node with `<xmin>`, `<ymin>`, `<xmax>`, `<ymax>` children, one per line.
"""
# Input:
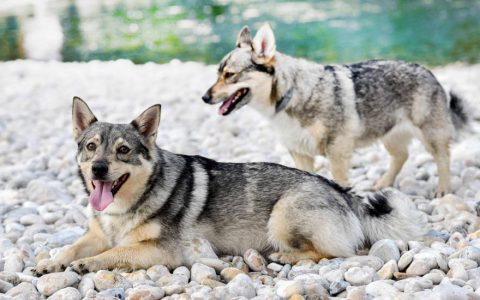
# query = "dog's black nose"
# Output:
<box><xmin>92</xmin><ymin>160</ymin><xmax>109</xmax><ymax>178</ymax></box>
<box><xmin>202</xmin><ymin>89</ymin><xmax>212</xmax><ymax>103</ymax></box>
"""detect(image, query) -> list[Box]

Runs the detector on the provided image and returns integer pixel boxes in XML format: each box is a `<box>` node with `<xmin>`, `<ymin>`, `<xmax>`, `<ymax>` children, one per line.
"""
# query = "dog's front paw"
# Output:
<box><xmin>69</xmin><ymin>258</ymin><xmax>102</xmax><ymax>274</ymax></box>
<box><xmin>269</xmin><ymin>252</ymin><xmax>299</xmax><ymax>265</ymax></box>
<box><xmin>33</xmin><ymin>259</ymin><xmax>67</xmax><ymax>276</ymax></box>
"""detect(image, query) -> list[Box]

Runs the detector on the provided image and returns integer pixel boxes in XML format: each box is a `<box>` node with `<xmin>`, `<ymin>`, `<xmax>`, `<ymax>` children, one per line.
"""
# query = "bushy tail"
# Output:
<box><xmin>449</xmin><ymin>91</ymin><xmax>469</xmax><ymax>131</ymax></box>
<box><xmin>353</xmin><ymin>189</ymin><xmax>427</xmax><ymax>244</ymax></box>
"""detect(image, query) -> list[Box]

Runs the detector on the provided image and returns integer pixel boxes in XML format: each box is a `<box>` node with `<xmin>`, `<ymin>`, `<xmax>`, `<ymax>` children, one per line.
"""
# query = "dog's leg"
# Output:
<box><xmin>69</xmin><ymin>241</ymin><xmax>181</xmax><ymax>273</ymax></box>
<box><xmin>34</xmin><ymin>219</ymin><xmax>109</xmax><ymax>275</ymax></box>
<box><xmin>422</xmin><ymin>138</ymin><xmax>451</xmax><ymax>197</ymax></box>
<box><xmin>326</xmin><ymin>138</ymin><xmax>353</xmax><ymax>187</ymax></box>
<box><xmin>289</xmin><ymin>151</ymin><xmax>314</xmax><ymax>173</ymax></box>
<box><xmin>268</xmin><ymin>197</ymin><xmax>330</xmax><ymax>264</ymax></box>
<box><xmin>375</xmin><ymin>135</ymin><xmax>410</xmax><ymax>189</ymax></box>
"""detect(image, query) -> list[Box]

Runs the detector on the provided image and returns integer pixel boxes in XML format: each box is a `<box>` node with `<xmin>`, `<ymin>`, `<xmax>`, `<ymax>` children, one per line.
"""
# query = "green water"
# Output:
<box><xmin>1</xmin><ymin>0</ymin><xmax>479</xmax><ymax>65</ymax></box>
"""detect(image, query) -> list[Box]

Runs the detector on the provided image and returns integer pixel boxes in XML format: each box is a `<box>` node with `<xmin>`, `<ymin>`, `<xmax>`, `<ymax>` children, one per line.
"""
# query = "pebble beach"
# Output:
<box><xmin>0</xmin><ymin>59</ymin><xmax>479</xmax><ymax>299</ymax></box>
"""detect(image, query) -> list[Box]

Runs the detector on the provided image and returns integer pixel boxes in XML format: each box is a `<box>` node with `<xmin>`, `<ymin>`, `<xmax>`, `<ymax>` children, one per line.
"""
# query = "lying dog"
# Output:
<box><xmin>202</xmin><ymin>23</ymin><xmax>468</xmax><ymax>197</ymax></box>
<box><xmin>34</xmin><ymin>97</ymin><xmax>424</xmax><ymax>274</ymax></box>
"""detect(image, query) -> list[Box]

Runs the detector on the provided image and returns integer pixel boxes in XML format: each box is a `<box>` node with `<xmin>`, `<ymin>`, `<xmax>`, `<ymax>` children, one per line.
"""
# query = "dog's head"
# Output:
<box><xmin>72</xmin><ymin>97</ymin><xmax>161</xmax><ymax>213</ymax></box>
<box><xmin>202</xmin><ymin>23</ymin><xmax>277</xmax><ymax>116</ymax></box>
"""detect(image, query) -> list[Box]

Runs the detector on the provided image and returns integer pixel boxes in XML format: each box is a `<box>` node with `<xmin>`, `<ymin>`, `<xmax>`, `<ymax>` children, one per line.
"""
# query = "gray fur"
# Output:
<box><xmin>74</xmin><ymin>100</ymin><xmax>425</xmax><ymax>267</ymax></box>
<box><xmin>203</xmin><ymin>24</ymin><xmax>469</xmax><ymax>196</ymax></box>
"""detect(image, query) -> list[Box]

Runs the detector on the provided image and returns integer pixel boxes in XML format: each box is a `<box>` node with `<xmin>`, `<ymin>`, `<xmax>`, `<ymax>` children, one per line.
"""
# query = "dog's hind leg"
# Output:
<box><xmin>420</xmin><ymin>132</ymin><xmax>451</xmax><ymax>197</ymax></box>
<box><xmin>326</xmin><ymin>138</ymin><xmax>353</xmax><ymax>187</ymax></box>
<box><xmin>289</xmin><ymin>151</ymin><xmax>314</xmax><ymax>173</ymax></box>
<box><xmin>375</xmin><ymin>132</ymin><xmax>411</xmax><ymax>190</ymax></box>
<box><xmin>268</xmin><ymin>197</ymin><xmax>332</xmax><ymax>264</ymax></box>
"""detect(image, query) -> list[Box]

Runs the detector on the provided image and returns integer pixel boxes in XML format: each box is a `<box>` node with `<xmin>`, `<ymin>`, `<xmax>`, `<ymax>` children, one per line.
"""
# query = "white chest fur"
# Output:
<box><xmin>271</xmin><ymin>112</ymin><xmax>319</xmax><ymax>156</ymax></box>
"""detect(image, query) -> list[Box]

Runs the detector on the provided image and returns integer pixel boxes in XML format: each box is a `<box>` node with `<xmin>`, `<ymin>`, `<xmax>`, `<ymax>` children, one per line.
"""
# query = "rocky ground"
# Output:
<box><xmin>0</xmin><ymin>60</ymin><xmax>479</xmax><ymax>300</ymax></box>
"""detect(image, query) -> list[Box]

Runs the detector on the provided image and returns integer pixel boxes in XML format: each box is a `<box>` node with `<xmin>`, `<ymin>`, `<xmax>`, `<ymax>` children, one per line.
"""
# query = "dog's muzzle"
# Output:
<box><xmin>202</xmin><ymin>88</ymin><xmax>213</xmax><ymax>104</ymax></box>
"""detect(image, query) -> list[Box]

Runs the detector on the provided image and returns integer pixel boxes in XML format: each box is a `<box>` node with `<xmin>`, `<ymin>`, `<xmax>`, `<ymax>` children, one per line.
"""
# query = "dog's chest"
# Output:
<box><xmin>271</xmin><ymin>112</ymin><xmax>320</xmax><ymax>156</ymax></box>
<box><xmin>100</xmin><ymin>214</ymin><xmax>142</xmax><ymax>246</ymax></box>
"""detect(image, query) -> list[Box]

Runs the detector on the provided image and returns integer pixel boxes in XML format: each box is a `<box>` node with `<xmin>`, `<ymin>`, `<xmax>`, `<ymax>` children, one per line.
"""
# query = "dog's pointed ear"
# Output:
<box><xmin>236</xmin><ymin>26</ymin><xmax>252</xmax><ymax>48</ymax></box>
<box><xmin>72</xmin><ymin>96</ymin><xmax>97</xmax><ymax>141</ymax></box>
<box><xmin>252</xmin><ymin>23</ymin><xmax>276</xmax><ymax>64</ymax></box>
<box><xmin>131</xmin><ymin>104</ymin><xmax>161</xmax><ymax>145</ymax></box>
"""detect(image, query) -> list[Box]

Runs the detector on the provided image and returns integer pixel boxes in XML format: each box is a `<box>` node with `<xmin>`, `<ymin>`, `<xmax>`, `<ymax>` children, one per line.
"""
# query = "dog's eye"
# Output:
<box><xmin>224</xmin><ymin>72</ymin><xmax>235</xmax><ymax>79</ymax></box>
<box><xmin>118</xmin><ymin>145</ymin><xmax>130</xmax><ymax>154</ymax></box>
<box><xmin>86</xmin><ymin>142</ymin><xmax>96</xmax><ymax>151</ymax></box>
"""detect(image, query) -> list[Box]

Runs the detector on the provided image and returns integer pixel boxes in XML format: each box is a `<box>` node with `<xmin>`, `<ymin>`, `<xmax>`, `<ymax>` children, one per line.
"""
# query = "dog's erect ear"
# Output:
<box><xmin>252</xmin><ymin>23</ymin><xmax>276</xmax><ymax>64</ymax></box>
<box><xmin>72</xmin><ymin>96</ymin><xmax>97</xmax><ymax>141</ymax></box>
<box><xmin>131</xmin><ymin>104</ymin><xmax>161</xmax><ymax>145</ymax></box>
<box><xmin>236</xmin><ymin>26</ymin><xmax>252</xmax><ymax>48</ymax></box>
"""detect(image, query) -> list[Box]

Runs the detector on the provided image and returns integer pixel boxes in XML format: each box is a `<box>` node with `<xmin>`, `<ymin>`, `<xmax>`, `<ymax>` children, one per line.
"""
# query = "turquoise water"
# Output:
<box><xmin>1</xmin><ymin>0</ymin><xmax>479</xmax><ymax>65</ymax></box>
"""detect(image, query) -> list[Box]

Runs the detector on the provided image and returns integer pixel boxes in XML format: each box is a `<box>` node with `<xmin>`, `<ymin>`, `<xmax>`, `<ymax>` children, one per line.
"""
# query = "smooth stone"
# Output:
<box><xmin>196</xmin><ymin>258</ymin><xmax>230</xmax><ymax>273</ymax></box>
<box><xmin>191</xmin><ymin>263</ymin><xmax>216</xmax><ymax>283</ymax></box>
<box><xmin>398</xmin><ymin>251</ymin><xmax>415</xmax><ymax>271</ymax></box>
<box><xmin>369</xmin><ymin>239</ymin><xmax>401</xmax><ymax>263</ymax></box>
<box><xmin>346</xmin><ymin>286</ymin><xmax>366</xmax><ymax>300</ymax></box>
<box><xmin>467</xmin><ymin>267</ymin><xmax>480</xmax><ymax>280</ymax></box>
<box><xmin>126</xmin><ymin>285</ymin><xmax>165</xmax><ymax>300</ymax></box>
<box><xmin>78</xmin><ymin>275</ymin><xmax>95</xmax><ymax>297</ymax></box>
<box><xmin>201</xmin><ymin>278</ymin><xmax>225</xmax><ymax>289</ymax></box>
<box><xmin>450</xmin><ymin>246</ymin><xmax>480</xmax><ymax>263</ymax></box>
<box><xmin>0</xmin><ymin>279</ymin><xmax>13</xmax><ymax>293</ymax></box>
<box><xmin>365</xmin><ymin>281</ymin><xmax>399</xmax><ymax>297</ymax></box>
<box><xmin>449</xmin><ymin>258</ymin><xmax>479</xmax><ymax>270</ymax></box>
<box><xmin>36</xmin><ymin>271</ymin><xmax>79</xmax><ymax>296</ymax></box>
<box><xmin>243</xmin><ymin>249</ymin><xmax>267</xmax><ymax>272</ymax></box>
<box><xmin>267</xmin><ymin>263</ymin><xmax>283</xmax><ymax>272</ymax></box>
<box><xmin>432</xmin><ymin>283</ymin><xmax>474</xmax><ymax>299</ymax></box>
<box><xmin>94</xmin><ymin>270</ymin><xmax>132</xmax><ymax>291</ymax></box>
<box><xmin>122</xmin><ymin>270</ymin><xmax>150</xmax><ymax>283</ymax></box>
<box><xmin>0</xmin><ymin>271</ymin><xmax>20</xmax><ymax>285</ymax></box>
<box><xmin>6</xmin><ymin>282</ymin><xmax>40</xmax><ymax>299</ymax></box>
<box><xmin>225</xmin><ymin>273</ymin><xmax>255</xmax><ymax>298</ymax></box>
<box><xmin>344</xmin><ymin>266</ymin><xmax>377</xmax><ymax>286</ymax></box>
<box><xmin>146</xmin><ymin>265</ymin><xmax>170</xmax><ymax>281</ymax></box>
<box><xmin>185</xmin><ymin>238</ymin><xmax>218</xmax><ymax>261</ymax></box>
<box><xmin>231</xmin><ymin>256</ymin><xmax>249</xmax><ymax>273</ymax></box>
<box><xmin>293</xmin><ymin>274</ymin><xmax>330</xmax><ymax>293</ymax></box>
<box><xmin>377</xmin><ymin>259</ymin><xmax>398</xmax><ymax>280</ymax></box>
<box><xmin>47</xmin><ymin>287</ymin><xmax>81</xmax><ymax>300</ymax></box>
<box><xmin>329</xmin><ymin>280</ymin><xmax>350</xmax><ymax>295</ymax></box>
<box><xmin>423</xmin><ymin>270</ymin><xmax>446</xmax><ymax>284</ymax></box>
<box><xmin>275</xmin><ymin>280</ymin><xmax>304</xmax><ymax>298</ymax></box>
<box><xmin>97</xmin><ymin>288</ymin><xmax>125</xmax><ymax>299</ymax></box>
<box><xmin>173</xmin><ymin>266</ymin><xmax>190</xmax><ymax>280</ymax></box>
<box><xmin>4</xmin><ymin>254</ymin><xmax>24</xmax><ymax>273</ymax></box>
<box><xmin>449</xmin><ymin>265</ymin><xmax>469</xmax><ymax>281</ymax></box>
<box><xmin>323</xmin><ymin>269</ymin><xmax>344</xmax><ymax>283</ymax></box>
<box><xmin>406</xmin><ymin>253</ymin><xmax>438</xmax><ymax>276</ymax></box>
<box><xmin>220</xmin><ymin>267</ymin><xmax>244</xmax><ymax>282</ymax></box>
<box><xmin>345</xmin><ymin>256</ymin><xmax>384</xmax><ymax>271</ymax></box>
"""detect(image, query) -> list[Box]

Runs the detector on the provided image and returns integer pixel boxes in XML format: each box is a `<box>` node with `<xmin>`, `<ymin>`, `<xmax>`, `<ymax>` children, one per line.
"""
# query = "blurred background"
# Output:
<box><xmin>1</xmin><ymin>0</ymin><xmax>479</xmax><ymax>66</ymax></box>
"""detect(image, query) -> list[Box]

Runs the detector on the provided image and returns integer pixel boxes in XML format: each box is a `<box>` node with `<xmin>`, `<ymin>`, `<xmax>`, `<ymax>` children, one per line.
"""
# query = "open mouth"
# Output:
<box><xmin>89</xmin><ymin>173</ymin><xmax>129</xmax><ymax>211</ymax></box>
<box><xmin>218</xmin><ymin>88</ymin><xmax>249</xmax><ymax>116</ymax></box>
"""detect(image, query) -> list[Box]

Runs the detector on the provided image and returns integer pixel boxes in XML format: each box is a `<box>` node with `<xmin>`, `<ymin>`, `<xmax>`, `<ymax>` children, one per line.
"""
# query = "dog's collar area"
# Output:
<box><xmin>275</xmin><ymin>87</ymin><xmax>294</xmax><ymax>113</ymax></box>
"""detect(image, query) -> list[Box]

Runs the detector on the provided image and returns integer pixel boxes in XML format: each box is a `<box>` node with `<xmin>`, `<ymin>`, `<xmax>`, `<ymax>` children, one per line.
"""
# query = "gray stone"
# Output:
<box><xmin>36</xmin><ymin>271</ymin><xmax>79</xmax><ymax>296</ymax></box>
<box><xmin>126</xmin><ymin>285</ymin><xmax>165</xmax><ymax>300</ymax></box>
<box><xmin>6</xmin><ymin>282</ymin><xmax>40</xmax><ymax>299</ymax></box>
<box><xmin>146</xmin><ymin>265</ymin><xmax>170</xmax><ymax>281</ymax></box>
<box><xmin>329</xmin><ymin>280</ymin><xmax>350</xmax><ymax>295</ymax></box>
<box><xmin>275</xmin><ymin>280</ymin><xmax>303</xmax><ymax>298</ymax></box>
<box><xmin>0</xmin><ymin>279</ymin><xmax>13</xmax><ymax>293</ymax></box>
<box><xmin>243</xmin><ymin>249</ymin><xmax>266</xmax><ymax>272</ymax></box>
<box><xmin>365</xmin><ymin>281</ymin><xmax>399</xmax><ymax>297</ymax></box>
<box><xmin>449</xmin><ymin>258</ymin><xmax>478</xmax><ymax>270</ymax></box>
<box><xmin>226</xmin><ymin>273</ymin><xmax>255</xmax><ymax>298</ymax></box>
<box><xmin>345</xmin><ymin>256</ymin><xmax>384</xmax><ymax>271</ymax></box>
<box><xmin>47</xmin><ymin>287</ymin><xmax>81</xmax><ymax>300</ymax></box>
<box><xmin>368</xmin><ymin>239</ymin><xmax>400</xmax><ymax>263</ymax></box>
<box><xmin>196</xmin><ymin>258</ymin><xmax>230</xmax><ymax>272</ymax></box>
<box><xmin>191</xmin><ymin>263</ymin><xmax>216</xmax><ymax>283</ymax></box>
<box><xmin>78</xmin><ymin>275</ymin><xmax>95</xmax><ymax>297</ymax></box>
<box><xmin>432</xmin><ymin>283</ymin><xmax>473</xmax><ymax>299</ymax></box>
<box><xmin>98</xmin><ymin>288</ymin><xmax>125</xmax><ymax>300</ymax></box>
<box><xmin>94</xmin><ymin>270</ymin><xmax>132</xmax><ymax>291</ymax></box>
<box><xmin>344</xmin><ymin>266</ymin><xmax>377</xmax><ymax>286</ymax></box>
<box><xmin>398</xmin><ymin>250</ymin><xmax>414</xmax><ymax>271</ymax></box>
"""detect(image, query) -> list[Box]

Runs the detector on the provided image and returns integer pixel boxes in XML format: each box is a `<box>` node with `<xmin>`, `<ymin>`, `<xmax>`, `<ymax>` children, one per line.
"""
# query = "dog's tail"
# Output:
<box><xmin>448</xmin><ymin>90</ymin><xmax>469</xmax><ymax>131</ymax></box>
<box><xmin>351</xmin><ymin>189</ymin><xmax>426</xmax><ymax>245</ymax></box>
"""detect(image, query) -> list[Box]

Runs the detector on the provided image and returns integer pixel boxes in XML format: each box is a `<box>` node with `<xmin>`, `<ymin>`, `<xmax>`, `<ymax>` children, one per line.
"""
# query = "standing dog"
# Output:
<box><xmin>34</xmin><ymin>97</ymin><xmax>423</xmax><ymax>274</ymax></box>
<box><xmin>202</xmin><ymin>23</ymin><xmax>468</xmax><ymax>197</ymax></box>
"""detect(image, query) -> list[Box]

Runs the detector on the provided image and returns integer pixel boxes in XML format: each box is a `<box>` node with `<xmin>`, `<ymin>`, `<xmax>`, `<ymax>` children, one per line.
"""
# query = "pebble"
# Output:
<box><xmin>243</xmin><ymin>249</ymin><xmax>267</xmax><ymax>272</ymax></box>
<box><xmin>220</xmin><ymin>267</ymin><xmax>244</xmax><ymax>282</ymax></box>
<box><xmin>275</xmin><ymin>280</ymin><xmax>304</xmax><ymax>298</ymax></box>
<box><xmin>368</xmin><ymin>239</ymin><xmax>401</xmax><ymax>262</ymax></box>
<box><xmin>225</xmin><ymin>273</ymin><xmax>256</xmax><ymax>298</ymax></box>
<box><xmin>365</xmin><ymin>281</ymin><xmax>399</xmax><ymax>297</ymax></box>
<box><xmin>78</xmin><ymin>275</ymin><xmax>95</xmax><ymax>297</ymax></box>
<box><xmin>36</xmin><ymin>271</ymin><xmax>80</xmax><ymax>296</ymax></box>
<box><xmin>47</xmin><ymin>287</ymin><xmax>81</xmax><ymax>300</ymax></box>
<box><xmin>126</xmin><ymin>285</ymin><xmax>165</xmax><ymax>300</ymax></box>
<box><xmin>398</xmin><ymin>250</ymin><xmax>415</xmax><ymax>271</ymax></box>
<box><xmin>146</xmin><ymin>265</ymin><xmax>170</xmax><ymax>281</ymax></box>
<box><xmin>191</xmin><ymin>263</ymin><xmax>216</xmax><ymax>283</ymax></box>
<box><xmin>6</xmin><ymin>282</ymin><xmax>40</xmax><ymax>299</ymax></box>
<box><xmin>344</xmin><ymin>266</ymin><xmax>377</xmax><ymax>286</ymax></box>
<box><xmin>0</xmin><ymin>279</ymin><xmax>13</xmax><ymax>293</ymax></box>
<box><xmin>377</xmin><ymin>259</ymin><xmax>398</xmax><ymax>280</ymax></box>
<box><xmin>94</xmin><ymin>270</ymin><xmax>133</xmax><ymax>291</ymax></box>
<box><xmin>329</xmin><ymin>280</ymin><xmax>350</xmax><ymax>295</ymax></box>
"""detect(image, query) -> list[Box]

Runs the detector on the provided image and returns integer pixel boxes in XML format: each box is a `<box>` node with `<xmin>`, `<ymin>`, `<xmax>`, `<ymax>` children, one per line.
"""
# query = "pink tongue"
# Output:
<box><xmin>219</xmin><ymin>98</ymin><xmax>234</xmax><ymax>115</ymax></box>
<box><xmin>89</xmin><ymin>180</ymin><xmax>114</xmax><ymax>211</ymax></box>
